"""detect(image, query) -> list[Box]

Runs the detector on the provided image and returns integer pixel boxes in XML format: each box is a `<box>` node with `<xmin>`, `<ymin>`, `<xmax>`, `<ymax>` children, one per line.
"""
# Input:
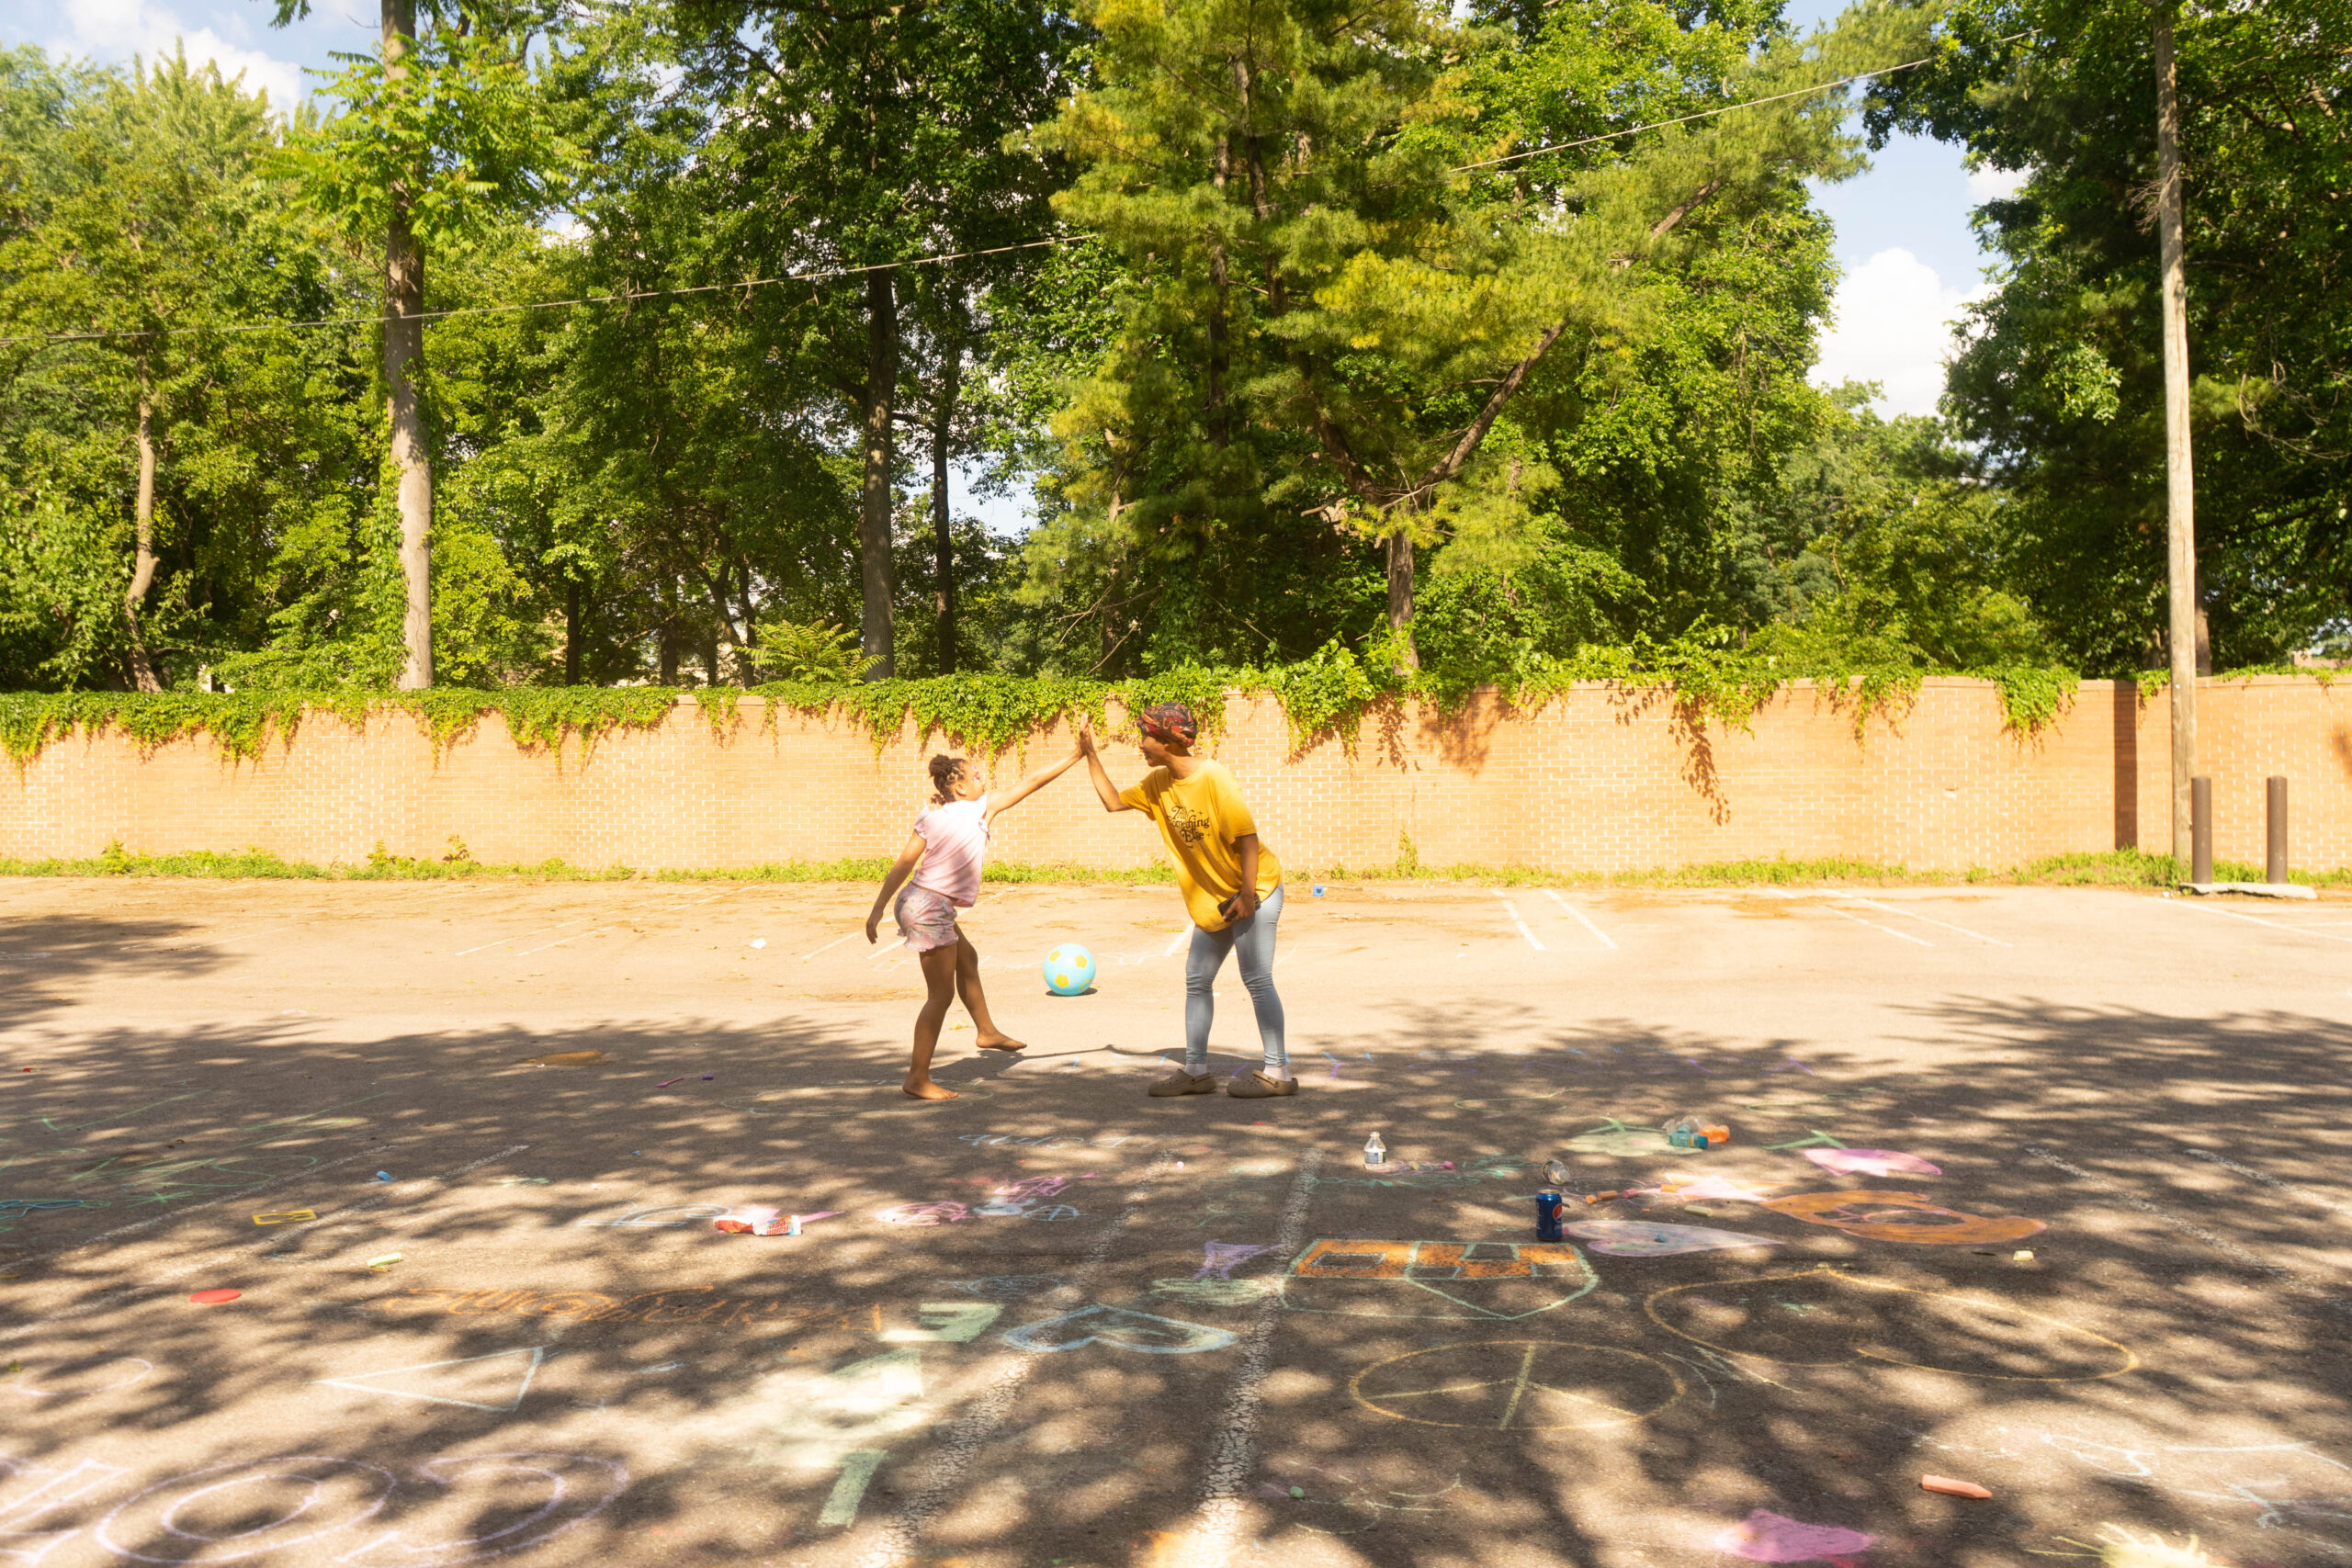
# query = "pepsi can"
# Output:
<box><xmin>1535</xmin><ymin>1190</ymin><xmax>1564</xmax><ymax>1242</ymax></box>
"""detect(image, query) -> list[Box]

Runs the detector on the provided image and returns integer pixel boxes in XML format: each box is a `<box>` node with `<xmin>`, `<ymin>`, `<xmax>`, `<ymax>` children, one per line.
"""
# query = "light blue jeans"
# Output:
<box><xmin>1184</xmin><ymin>884</ymin><xmax>1286</xmax><ymax>1078</ymax></box>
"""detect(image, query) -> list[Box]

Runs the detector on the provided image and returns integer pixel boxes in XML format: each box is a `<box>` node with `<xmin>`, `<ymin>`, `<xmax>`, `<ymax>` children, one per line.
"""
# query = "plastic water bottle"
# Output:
<box><xmin>1363</xmin><ymin>1133</ymin><xmax>1385</xmax><ymax>1168</ymax></box>
<box><xmin>786</xmin><ymin>1214</ymin><xmax>801</xmax><ymax>1236</ymax></box>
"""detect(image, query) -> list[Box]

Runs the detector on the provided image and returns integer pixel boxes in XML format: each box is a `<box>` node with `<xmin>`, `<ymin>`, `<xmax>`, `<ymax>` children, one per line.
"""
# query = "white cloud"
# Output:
<box><xmin>1812</xmin><ymin>247</ymin><xmax>1992</xmax><ymax>420</ymax></box>
<box><xmin>1966</xmin><ymin>163</ymin><xmax>2031</xmax><ymax>203</ymax></box>
<box><xmin>54</xmin><ymin>0</ymin><xmax>307</xmax><ymax>111</ymax></box>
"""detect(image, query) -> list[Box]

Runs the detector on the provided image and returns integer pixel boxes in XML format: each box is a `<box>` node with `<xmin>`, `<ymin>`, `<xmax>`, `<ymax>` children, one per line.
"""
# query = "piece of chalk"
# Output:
<box><xmin>2013</xmin><ymin>1249</ymin><xmax>2034</xmax><ymax>1260</ymax></box>
<box><xmin>1921</xmin><ymin>1475</ymin><xmax>1992</xmax><ymax>1499</ymax></box>
<box><xmin>701</xmin><ymin>1074</ymin><xmax>714</xmax><ymax>1080</ymax></box>
<box><xmin>367</xmin><ymin>1253</ymin><xmax>402</xmax><ymax>1269</ymax></box>
<box><xmin>189</xmin><ymin>1289</ymin><xmax>241</xmax><ymax>1304</ymax></box>
<box><xmin>373</xmin><ymin>1171</ymin><xmax>390</xmax><ymax>1182</ymax></box>
<box><xmin>655</xmin><ymin>1077</ymin><xmax>684</xmax><ymax>1088</ymax></box>
<box><xmin>1288</xmin><ymin>1485</ymin><xmax>1306</xmax><ymax>1498</ymax></box>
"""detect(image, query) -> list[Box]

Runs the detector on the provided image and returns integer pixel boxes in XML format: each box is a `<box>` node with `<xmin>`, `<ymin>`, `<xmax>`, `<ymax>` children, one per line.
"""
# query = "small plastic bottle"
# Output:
<box><xmin>1667</xmin><ymin>1117</ymin><xmax>1704</xmax><ymax>1151</ymax></box>
<box><xmin>1364</xmin><ymin>1133</ymin><xmax>1386</xmax><ymax>1168</ymax></box>
<box><xmin>786</xmin><ymin>1214</ymin><xmax>802</xmax><ymax>1236</ymax></box>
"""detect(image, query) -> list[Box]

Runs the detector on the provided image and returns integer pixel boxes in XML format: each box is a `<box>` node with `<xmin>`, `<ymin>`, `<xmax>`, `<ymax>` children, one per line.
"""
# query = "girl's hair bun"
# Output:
<box><xmin>928</xmin><ymin>753</ymin><xmax>967</xmax><ymax>802</ymax></box>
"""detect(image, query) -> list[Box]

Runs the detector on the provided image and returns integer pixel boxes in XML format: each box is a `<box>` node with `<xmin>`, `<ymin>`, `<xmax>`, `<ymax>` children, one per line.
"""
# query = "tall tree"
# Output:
<box><xmin>266</xmin><ymin>0</ymin><xmax>572</xmax><ymax>687</ymax></box>
<box><xmin>662</xmin><ymin>0</ymin><xmax>1080</xmax><ymax>677</ymax></box>
<box><xmin>1874</xmin><ymin>0</ymin><xmax>2352</xmax><ymax>674</ymax></box>
<box><xmin>1030</xmin><ymin>0</ymin><xmax>1917</xmax><ymax>666</ymax></box>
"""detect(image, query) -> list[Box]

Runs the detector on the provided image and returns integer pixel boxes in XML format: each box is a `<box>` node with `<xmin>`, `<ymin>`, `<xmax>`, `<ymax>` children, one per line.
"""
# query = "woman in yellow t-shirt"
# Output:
<box><xmin>1078</xmin><ymin>705</ymin><xmax>1295</xmax><ymax>1099</ymax></box>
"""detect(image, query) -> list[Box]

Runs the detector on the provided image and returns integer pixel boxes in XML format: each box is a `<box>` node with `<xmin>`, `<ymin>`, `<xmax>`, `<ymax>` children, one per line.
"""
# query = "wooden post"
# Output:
<box><xmin>2156</xmin><ymin>9</ymin><xmax>2197</xmax><ymax>861</ymax></box>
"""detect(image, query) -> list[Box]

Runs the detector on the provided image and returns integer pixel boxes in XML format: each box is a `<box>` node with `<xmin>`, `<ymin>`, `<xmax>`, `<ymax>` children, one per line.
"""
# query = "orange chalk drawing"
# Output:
<box><xmin>1761</xmin><ymin>1189</ymin><xmax>2046</xmax><ymax>1246</ymax></box>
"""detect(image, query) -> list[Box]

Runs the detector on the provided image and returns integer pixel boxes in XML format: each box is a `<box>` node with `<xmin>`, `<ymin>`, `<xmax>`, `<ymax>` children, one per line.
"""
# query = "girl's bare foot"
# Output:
<box><xmin>903</xmin><ymin>1078</ymin><xmax>958</xmax><ymax>1100</ymax></box>
<box><xmin>976</xmin><ymin>1034</ymin><xmax>1028</xmax><ymax>1053</ymax></box>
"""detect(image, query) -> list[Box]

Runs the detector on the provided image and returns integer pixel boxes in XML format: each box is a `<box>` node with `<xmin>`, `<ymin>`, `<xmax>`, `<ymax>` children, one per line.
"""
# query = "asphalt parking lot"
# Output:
<box><xmin>4</xmin><ymin>875</ymin><xmax>2349</xmax><ymax>1567</ymax></box>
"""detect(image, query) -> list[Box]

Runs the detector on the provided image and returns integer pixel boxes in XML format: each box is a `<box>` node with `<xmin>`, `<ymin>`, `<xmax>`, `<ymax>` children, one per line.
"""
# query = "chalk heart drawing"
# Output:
<box><xmin>1002</xmin><ymin>1305</ymin><xmax>1237</xmax><ymax>1355</ymax></box>
<box><xmin>1762</xmin><ymin>1189</ymin><xmax>2043</xmax><ymax>1246</ymax></box>
<box><xmin>1151</xmin><ymin>1278</ymin><xmax>1278</xmax><ymax>1308</ymax></box>
<box><xmin>1563</xmin><ymin>1221</ymin><xmax>1782</xmax><ymax>1258</ymax></box>
<box><xmin>1349</xmin><ymin>1341</ymin><xmax>1683</xmax><ymax>1431</ymax></box>
<box><xmin>1645</xmin><ymin>1265</ymin><xmax>2138</xmax><ymax>1382</ymax></box>
<box><xmin>944</xmin><ymin>1274</ymin><xmax>1068</xmax><ymax>1301</ymax></box>
<box><xmin>74</xmin><ymin>1450</ymin><xmax>627</xmax><ymax>1566</ymax></box>
<box><xmin>314</xmin><ymin>1347</ymin><xmax>547</xmax><ymax>1413</ymax></box>
<box><xmin>1713</xmin><ymin>1508</ymin><xmax>1876</xmax><ymax>1562</ymax></box>
<box><xmin>1280</xmin><ymin>1239</ymin><xmax>1597</xmax><ymax>1322</ymax></box>
<box><xmin>1804</xmin><ymin>1148</ymin><xmax>1942</xmax><ymax>1179</ymax></box>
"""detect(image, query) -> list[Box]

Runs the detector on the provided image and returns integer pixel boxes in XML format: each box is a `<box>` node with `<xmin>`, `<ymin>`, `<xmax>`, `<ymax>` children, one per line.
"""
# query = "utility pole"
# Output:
<box><xmin>2155</xmin><ymin>7</ymin><xmax>2196</xmax><ymax>862</ymax></box>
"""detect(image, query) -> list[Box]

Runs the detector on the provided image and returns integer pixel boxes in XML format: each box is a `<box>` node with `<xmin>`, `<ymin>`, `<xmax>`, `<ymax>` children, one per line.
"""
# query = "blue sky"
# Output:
<box><xmin>2</xmin><ymin>0</ymin><xmax>2009</xmax><ymax>525</ymax></box>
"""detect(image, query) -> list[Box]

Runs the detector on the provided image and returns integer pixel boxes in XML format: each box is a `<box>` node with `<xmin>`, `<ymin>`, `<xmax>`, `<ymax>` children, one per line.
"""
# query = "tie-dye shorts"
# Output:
<box><xmin>893</xmin><ymin>886</ymin><xmax>963</xmax><ymax>953</ymax></box>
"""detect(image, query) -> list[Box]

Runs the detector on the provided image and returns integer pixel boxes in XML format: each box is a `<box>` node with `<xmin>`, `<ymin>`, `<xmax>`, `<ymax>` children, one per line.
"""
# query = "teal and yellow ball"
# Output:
<box><xmin>1042</xmin><ymin>943</ymin><xmax>1097</xmax><ymax>996</ymax></box>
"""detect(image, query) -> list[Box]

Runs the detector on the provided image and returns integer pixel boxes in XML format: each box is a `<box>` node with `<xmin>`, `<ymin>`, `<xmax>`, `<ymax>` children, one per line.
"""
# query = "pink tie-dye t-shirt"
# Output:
<box><xmin>910</xmin><ymin>795</ymin><xmax>990</xmax><ymax>907</ymax></box>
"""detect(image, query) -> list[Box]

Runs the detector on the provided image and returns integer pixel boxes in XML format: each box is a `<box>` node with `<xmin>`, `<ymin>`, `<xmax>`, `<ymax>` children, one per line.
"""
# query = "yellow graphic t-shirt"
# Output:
<box><xmin>1120</xmin><ymin>760</ymin><xmax>1283</xmax><ymax>931</ymax></box>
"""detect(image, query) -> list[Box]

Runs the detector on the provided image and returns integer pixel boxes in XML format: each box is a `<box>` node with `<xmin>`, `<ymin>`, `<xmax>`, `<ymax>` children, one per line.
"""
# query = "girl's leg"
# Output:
<box><xmin>1182</xmin><ymin>920</ymin><xmax>1238</xmax><ymax>1076</ymax></box>
<box><xmin>954</xmin><ymin>934</ymin><xmax>1025</xmax><ymax>1052</ymax></box>
<box><xmin>1230</xmin><ymin>885</ymin><xmax>1289</xmax><ymax>1078</ymax></box>
<box><xmin>906</xmin><ymin>945</ymin><xmax>961</xmax><ymax>1100</ymax></box>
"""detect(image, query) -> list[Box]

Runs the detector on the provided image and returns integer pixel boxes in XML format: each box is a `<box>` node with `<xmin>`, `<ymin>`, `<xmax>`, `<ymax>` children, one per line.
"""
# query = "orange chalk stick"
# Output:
<box><xmin>1920</xmin><ymin>1475</ymin><xmax>1992</xmax><ymax>1500</ymax></box>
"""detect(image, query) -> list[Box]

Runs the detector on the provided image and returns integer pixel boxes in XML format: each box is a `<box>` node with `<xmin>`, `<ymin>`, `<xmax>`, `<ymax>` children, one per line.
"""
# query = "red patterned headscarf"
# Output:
<box><xmin>1136</xmin><ymin>703</ymin><xmax>1197</xmax><ymax>745</ymax></box>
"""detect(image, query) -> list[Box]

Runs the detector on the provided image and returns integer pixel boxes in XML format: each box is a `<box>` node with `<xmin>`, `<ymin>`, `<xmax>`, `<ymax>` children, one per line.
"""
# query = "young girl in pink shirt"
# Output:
<box><xmin>865</xmin><ymin>744</ymin><xmax>1082</xmax><ymax>1100</ymax></box>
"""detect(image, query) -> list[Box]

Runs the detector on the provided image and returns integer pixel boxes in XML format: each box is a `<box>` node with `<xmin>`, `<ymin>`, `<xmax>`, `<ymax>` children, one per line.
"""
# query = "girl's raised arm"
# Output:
<box><xmin>982</xmin><ymin>742</ymin><xmax>1084</xmax><ymax>826</ymax></box>
<box><xmin>1076</xmin><ymin>723</ymin><xmax>1132</xmax><ymax>813</ymax></box>
<box><xmin>865</xmin><ymin>832</ymin><xmax>927</xmax><ymax>942</ymax></box>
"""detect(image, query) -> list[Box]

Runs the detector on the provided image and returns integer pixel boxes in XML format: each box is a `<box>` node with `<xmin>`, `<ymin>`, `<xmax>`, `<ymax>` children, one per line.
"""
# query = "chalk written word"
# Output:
<box><xmin>385</xmin><ymin>1286</ymin><xmax>880</xmax><ymax>1334</ymax></box>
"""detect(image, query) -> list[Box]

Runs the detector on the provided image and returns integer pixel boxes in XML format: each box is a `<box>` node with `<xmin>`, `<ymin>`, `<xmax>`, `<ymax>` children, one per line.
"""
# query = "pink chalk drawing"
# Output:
<box><xmin>876</xmin><ymin>1201</ymin><xmax>970</xmax><ymax>1226</ymax></box>
<box><xmin>1668</xmin><ymin>1176</ymin><xmax>1782</xmax><ymax>1202</ymax></box>
<box><xmin>1804</xmin><ymin>1148</ymin><xmax>1941</xmax><ymax>1178</ymax></box>
<box><xmin>1713</xmin><ymin>1508</ymin><xmax>1876</xmax><ymax>1562</ymax></box>
<box><xmin>1195</xmin><ymin>1241</ymin><xmax>1281</xmax><ymax>1280</ymax></box>
<box><xmin>1564</xmin><ymin>1221</ymin><xmax>1782</xmax><ymax>1258</ymax></box>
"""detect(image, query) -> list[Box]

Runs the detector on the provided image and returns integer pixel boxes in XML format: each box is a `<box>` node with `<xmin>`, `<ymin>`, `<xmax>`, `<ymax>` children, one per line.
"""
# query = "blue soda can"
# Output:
<box><xmin>1535</xmin><ymin>1190</ymin><xmax>1564</xmax><ymax>1242</ymax></box>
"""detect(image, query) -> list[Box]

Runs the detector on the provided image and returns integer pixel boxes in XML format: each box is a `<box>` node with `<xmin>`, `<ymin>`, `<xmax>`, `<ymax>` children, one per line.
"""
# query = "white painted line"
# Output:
<box><xmin>801</xmin><ymin>932</ymin><xmax>859</xmax><ymax>961</ymax></box>
<box><xmin>867</xmin><ymin>938</ymin><xmax>908</xmax><ymax>961</ymax></box>
<box><xmin>1162</xmin><ymin>930</ymin><xmax>1189</xmax><ymax>956</ymax></box>
<box><xmin>2171</xmin><ymin>898</ymin><xmax>2352</xmax><ymax>945</ymax></box>
<box><xmin>455</xmin><ymin>914</ymin><xmax>601</xmax><ymax>957</ymax></box>
<box><xmin>1815</xmin><ymin>902</ymin><xmax>1933</xmax><ymax>947</ymax></box>
<box><xmin>1182</xmin><ymin>1151</ymin><xmax>1321</xmax><ymax>1568</ymax></box>
<box><xmin>1491</xmin><ymin>890</ymin><xmax>1547</xmax><ymax>951</ymax></box>
<box><xmin>514</xmin><ymin>928</ymin><xmax>610</xmax><ymax>957</ymax></box>
<box><xmin>1828</xmin><ymin>893</ymin><xmax>2011</xmax><ymax>947</ymax></box>
<box><xmin>1541</xmin><ymin>889</ymin><xmax>1617</xmax><ymax>950</ymax></box>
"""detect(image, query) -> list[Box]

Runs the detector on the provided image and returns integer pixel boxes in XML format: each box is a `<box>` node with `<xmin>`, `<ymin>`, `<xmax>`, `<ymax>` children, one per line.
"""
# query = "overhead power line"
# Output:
<box><xmin>0</xmin><ymin>35</ymin><xmax>2027</xmax><ymax>350</ymax></box>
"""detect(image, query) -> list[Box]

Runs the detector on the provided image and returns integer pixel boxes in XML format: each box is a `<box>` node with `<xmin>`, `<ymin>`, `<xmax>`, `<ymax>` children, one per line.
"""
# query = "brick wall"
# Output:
<box><xmin>4</xmin><ymin>677</ymin><xmax>2347</xmax><ymax>874</ymax></box>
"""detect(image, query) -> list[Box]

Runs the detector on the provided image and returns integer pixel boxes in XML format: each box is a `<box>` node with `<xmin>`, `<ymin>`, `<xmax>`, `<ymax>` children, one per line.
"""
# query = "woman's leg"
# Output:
<box><xmin>906</xmin><ymin>945</ymin><xmax>961</xmax><ymax>1100</ymax></box>
<box><xmin>1183</xmin><ymin>919</ymin><xmax>1237</xmax><ymax>1076</ymax></box>
<box><xmin>954</xmin><ymin>933</ymin><xmax>1025</xmax><ymax>1052</ymax></box>
<box><xmin>1229</xmin><ymin>885</ymin><xmax>1288</xmax><ymax>1079</ymax></box>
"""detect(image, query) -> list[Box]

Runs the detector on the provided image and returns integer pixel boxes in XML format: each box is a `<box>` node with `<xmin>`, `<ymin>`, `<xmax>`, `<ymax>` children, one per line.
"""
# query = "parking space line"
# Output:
<box><xmin>1828</xmin><ymin>893</ymin><xmax>2010</xmax><ymax>947</ymax></box>
<box><xmin>802</xmin><ymin>932</ymin><xmax>859</xmax><ymax>961</ymax></box>
<box><xmin>1162</xmin><ymin>930</ymin><xmax>1189</xmax><ymax>956</ymax></box>
<box><xmin>1541</xmin><ymin>889</ymin><xmax>1617</xmax><ymax>950</ymax></box>
<box><xmin>1815</xmin><ymin>902</ymin><xmax>1933</xmax><ymax>946</ymax></box>
<box><xmin>1491</xmin><ymin>891</ymin><xmax>1546</xmax><ymax>951</ymax></box>
<box><xmin>868</xmin><ymin>937</ymin><xmax>908</xmax><ymax>960</ymax></box>
<box><xmin>2171</xmin><ymin>898</ymin><xmax>2352</xmax><ymax>945</ymax></box>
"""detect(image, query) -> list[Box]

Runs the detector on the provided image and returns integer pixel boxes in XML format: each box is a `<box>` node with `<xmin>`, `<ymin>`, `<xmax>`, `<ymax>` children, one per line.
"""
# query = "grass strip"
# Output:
<box><xmin>5</xmin><ymin>844</ymin><xmax>2344</xmax><ymax>889</ymax></box>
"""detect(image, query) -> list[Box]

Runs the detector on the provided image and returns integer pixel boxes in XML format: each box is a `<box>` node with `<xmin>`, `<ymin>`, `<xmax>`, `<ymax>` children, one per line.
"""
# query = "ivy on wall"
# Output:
<box><xmin>0</xmin><ymin>639</ymin><xmax>2112</xmax><ymax>769</ymax></box>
